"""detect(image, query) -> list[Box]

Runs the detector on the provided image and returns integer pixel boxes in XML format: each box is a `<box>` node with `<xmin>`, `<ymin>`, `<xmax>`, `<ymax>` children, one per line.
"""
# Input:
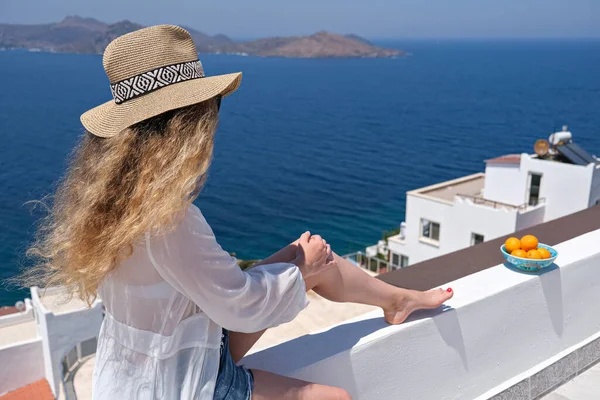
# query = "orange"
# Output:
<box><xmin>520</xmin><ymin>235</ymin><xmax>539</xmax><ymax>251</ymax></box>
<box><xmin>537</xmin><ymin>248</ymin><xmax>552</xmax><ymax>259</ymax></box>
<box><xmin>526</xmin><ymin>249</ymin><xmax>542</xmax><ymax>259</ymax></box>
<box><xmin>511</xmin><ymin>249</ymin><xmax>528</xmax><ymax>258</ymax></box>
<box><xmin>505</xmin><ymin>237</ymin><xmax>521</xmax><ymax>253</ymax></box>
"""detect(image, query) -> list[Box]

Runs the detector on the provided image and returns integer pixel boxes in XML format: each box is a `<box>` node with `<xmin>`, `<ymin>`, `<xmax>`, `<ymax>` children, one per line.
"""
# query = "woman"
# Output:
<box><xmin>26</xmin><ymin>25</ymin><xmax>453</xmax><ymax>399</ymax></box>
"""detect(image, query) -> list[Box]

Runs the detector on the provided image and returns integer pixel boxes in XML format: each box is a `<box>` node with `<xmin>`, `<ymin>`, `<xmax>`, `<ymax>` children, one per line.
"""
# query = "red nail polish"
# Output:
<box><xmin>447</xmin><ymin>288</ymin><xmax>453</xmax><ymax>293</ymax></box>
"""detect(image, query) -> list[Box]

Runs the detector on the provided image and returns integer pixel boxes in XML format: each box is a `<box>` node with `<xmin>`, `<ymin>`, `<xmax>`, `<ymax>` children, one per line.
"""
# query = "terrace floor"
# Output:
<box><xmin>411</xmin><ymin>173</ymin><xmax>485</xmax><ymax>202</ymax></box>
<box><xmin>40</xmin><ymin>291</ymin><xmax>90</xmax><ymax>315</ymax></box>
<box><xmin>543</xmin><ymin>362</ymin><xmax>600</xmax><ymax>400</ymax></box>
<box><xmin>0</xmin><ymin>319</ymin><xmax>38</xmax><ymax>347</ymax></box>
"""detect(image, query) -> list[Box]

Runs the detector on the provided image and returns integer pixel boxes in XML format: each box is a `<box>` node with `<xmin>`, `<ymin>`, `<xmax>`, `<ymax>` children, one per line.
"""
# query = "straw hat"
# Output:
<box><xmin>81</xmin><ymin>24</ymin><xmax>242</xmax><ymax>138</ymax></box>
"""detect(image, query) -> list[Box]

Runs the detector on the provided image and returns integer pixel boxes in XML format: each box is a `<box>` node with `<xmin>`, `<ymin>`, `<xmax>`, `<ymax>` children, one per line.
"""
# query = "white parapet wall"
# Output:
<box><xmin>0</xmin><ymin>298</ymin><xmax>33</xmax><ymax>328</ymax></box>
<box><xmin>0</xmin><ymin>298</ymin><xmax>44</xmax><ymax>396</ymax></box>
<box><xmin>0</xmin><ymin>339</ymin><xmax>45</xmax><ymax>396</ymax></box>
<box><xmin>243</xmin><ymin>229</ymin><xmax>600</xmax><ymax>400</ymax></box>
<box><xmin>31</xmin><ymin>286</ymin><xmax>103</xmax><ymax>398</ymax></box>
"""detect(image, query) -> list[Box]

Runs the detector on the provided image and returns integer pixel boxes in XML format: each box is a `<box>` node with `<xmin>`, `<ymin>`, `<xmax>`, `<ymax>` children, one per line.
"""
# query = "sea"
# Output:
<box><xmin>1</xmin><ymin>40</ymin><xmax>600</xmax><ymax>306</ymax></box>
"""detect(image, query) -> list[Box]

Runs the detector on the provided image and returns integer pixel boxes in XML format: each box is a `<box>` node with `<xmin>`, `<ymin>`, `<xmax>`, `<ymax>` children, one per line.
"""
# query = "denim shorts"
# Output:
<box><xmin>213</xmin><ymin>330</ymin><xmax>254</xmax><ymax>400</ymax></box>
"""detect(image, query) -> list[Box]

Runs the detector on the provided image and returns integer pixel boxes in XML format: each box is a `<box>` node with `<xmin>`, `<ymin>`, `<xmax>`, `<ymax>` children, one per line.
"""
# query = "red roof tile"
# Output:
<box><xmin>485</xmin><ymin>154</ymin><xmax>521</xmax><ymax>164</ymax></box>
<box><xmin>0</xmin><ymin>307</ymin><xmax>19</xmax><ymax>317</ymax></box>
<box><xmin>0</xmin><ymin>379</ymin><xmax>53</xmax><ymax>400</ymax></box>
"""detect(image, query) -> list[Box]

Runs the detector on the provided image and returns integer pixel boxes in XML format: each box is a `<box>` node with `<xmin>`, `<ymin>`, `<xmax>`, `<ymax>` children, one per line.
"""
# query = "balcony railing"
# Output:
<box><xmin>343</xmin><ymin>251</ymin><xmax>404</xmax><ymax>274</ymax></box>
<box><xmin>456</xmin><ymin>194</ymin><xmax>546</xmax><ymax>211</ymax></box>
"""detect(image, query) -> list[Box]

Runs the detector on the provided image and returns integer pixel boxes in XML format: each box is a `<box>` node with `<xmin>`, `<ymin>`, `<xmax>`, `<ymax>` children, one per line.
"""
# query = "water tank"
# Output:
<box><xmin>399</xmin><ymin>222</ymin><xmax>407</xmax><ymax>239</ymax></box>
<box><xmin>548</xmin><ymin>127</ymin><xmax>572</xmax><ymax>146</ymax></box>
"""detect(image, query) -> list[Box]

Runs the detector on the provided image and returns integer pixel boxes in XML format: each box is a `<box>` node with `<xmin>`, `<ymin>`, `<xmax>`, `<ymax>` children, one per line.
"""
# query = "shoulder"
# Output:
<box><xmin>182</xmin><ymin>203</ymin><xmax>214</xmax><ymax>236</ymax></box>
<box><xmin>147</xmin><ymin>203</ymin><xmax>216</xmax><ymax>257</ymax></box>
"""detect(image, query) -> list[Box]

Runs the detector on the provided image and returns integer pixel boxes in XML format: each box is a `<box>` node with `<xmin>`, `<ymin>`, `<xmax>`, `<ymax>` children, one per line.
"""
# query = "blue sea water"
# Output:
<box><xmin>1</xmin><ymin>40</ymin><xmax>600</xmax><ymax>306</ymax></box>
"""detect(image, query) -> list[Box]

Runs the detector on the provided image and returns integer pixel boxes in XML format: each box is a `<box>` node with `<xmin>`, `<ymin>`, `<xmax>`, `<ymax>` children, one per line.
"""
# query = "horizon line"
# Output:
<box><xmin>1</xmin><ymin>16</ymin><xmax>599</xmax><ymax>42</ymax></box>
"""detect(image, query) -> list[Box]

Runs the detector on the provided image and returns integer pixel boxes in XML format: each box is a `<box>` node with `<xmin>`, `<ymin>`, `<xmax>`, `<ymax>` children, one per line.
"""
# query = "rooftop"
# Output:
<box><xmin>0</xmin><ymin>307</ymin><xmax>19</xmax><ymax>317</ymax></box>
<box><xmin>0</xmin><ymin>379</ymin><xmax>53</xmax><ymax>400</ymax></box>
<box><xmin>485</xmin><ymin>154</ymin><xmax>522</xmax><ymax>164</ymax></box>
<box><xmin>409</xmin><ymin>173</ymin><xmax>485</xmax><ymax>203</ymax></box>
<box><xmin>39</xmin><ymin>289</ymin><xmax>90</xmax><ymax>315</ymax></box>
<box><xmin>0</xmin><ymin>299</ymin><xmax>38</xmax><ymax>348</ymax></box>
<box><xmin>0</xmin><ymin>319</ymin><xmax>38</xmax><ymax>348</ymax></box>
<box><xmin>407</xmin><ymin>166</ymin><xmax>546</xmax><ymax>210</ymax></box>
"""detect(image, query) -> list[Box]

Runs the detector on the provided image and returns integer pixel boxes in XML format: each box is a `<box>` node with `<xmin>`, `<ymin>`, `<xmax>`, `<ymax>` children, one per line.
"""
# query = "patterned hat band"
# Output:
<box><xmin>110</xmin><ymin>60</ymin><xmax>205</xmax><ymax>104</ymax></box>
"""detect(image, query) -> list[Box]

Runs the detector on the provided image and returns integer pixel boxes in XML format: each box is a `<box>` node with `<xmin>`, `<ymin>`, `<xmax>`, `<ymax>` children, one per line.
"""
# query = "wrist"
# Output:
<box><xmin>292</xmin><ymin>258</ymin><xmax>306</xmax><ymax>275</ymax></box>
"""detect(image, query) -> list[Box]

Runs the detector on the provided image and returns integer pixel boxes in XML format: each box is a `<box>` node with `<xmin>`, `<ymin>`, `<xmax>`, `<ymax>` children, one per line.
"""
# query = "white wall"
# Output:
<box><xmin>244</xmin><ymin>230</ymin><xmax>600</xmax><ymax>400</ymax></box>
<box><xmin>483</xmin><ymin>162</ymin><xmax>526</xmax><ymax>206</ymax></box>
<box><xmin>401</xmin><ymin>195</ymin><xmax>453</xmax><ymax>264</ymax></box>
<box><xmin>484</xmin><ymin>154</ymin><xmax>594</xmax><ymax>222</ymax></box>
<box><xmin>389</xmin><ymin>195</ymin><xmax>520</xmax><ymax>265</ymax></box>
<box><xmin>386</xmin><ymin>238</ymin><xmax>408</xmax><ymax>266</ymax></box>
<box><xmin>445</xmin><ymin>198</ymin><xmax>518</xmax><ymax>247</ymax></box>
<box><xmin>0</xmin><ymin>339</ymin><xmax>45</xmax><ymax>396</ymax></box>
<box><xmin>524</xmin><ymin>156</ymin><xmax>594</xmax><ymax>221</ymax></box>
<box><xmin>31</xmin><ymin>287</ymin><xmax>103</xmax><ymax>397</ymax></box>
<box><xmin>588</xmin><ymin>165</ymin><xmax>600</xmax><ymax>206</ymax></box>
<box><xmin>0</xmin><ymin>298</ymin><xmax>34</xmax><ymax>329</ymax></box>
<box><xmin>515</xmin><ymin>203</ymin><xmax>546</xmax><ymax>231</ymax></box>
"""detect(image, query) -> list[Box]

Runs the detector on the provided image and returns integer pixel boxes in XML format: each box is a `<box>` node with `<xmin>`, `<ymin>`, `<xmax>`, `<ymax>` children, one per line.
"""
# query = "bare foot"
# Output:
<box><xmin>383</xmin><ymin>288</ymin><xmax>454</xmax><ymax>325</ymax></box>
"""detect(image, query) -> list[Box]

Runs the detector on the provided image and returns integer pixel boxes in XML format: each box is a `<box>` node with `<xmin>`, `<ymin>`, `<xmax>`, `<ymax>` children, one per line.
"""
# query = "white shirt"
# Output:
<box><xmin>92</xmin><ymin>204</ymin><xmax>309</xmax><ymax>399</ymax></box>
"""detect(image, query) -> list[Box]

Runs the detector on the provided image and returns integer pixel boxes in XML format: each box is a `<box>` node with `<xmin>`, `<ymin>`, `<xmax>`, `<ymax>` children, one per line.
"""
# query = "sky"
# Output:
<box><xmin>1</xmin><ymin>0</ymin><xmax>599</xmax><ymax>39</ymax></box>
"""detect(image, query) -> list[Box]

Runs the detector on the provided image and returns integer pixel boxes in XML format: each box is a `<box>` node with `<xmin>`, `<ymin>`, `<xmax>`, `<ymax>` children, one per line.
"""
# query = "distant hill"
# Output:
<box><xmin>232</xmin><ymin>31</ymin><xmax>400</xmax><ymax>58</ymax></box>
<box><xmin>344</xmin><ymin>34</ymin><xmax>373</xmax><ymax>46</ymax></box>
<box><xmin>0</xmin><ymin>16</ymin><xmax>404</xmax><ymax>58</ymax></box>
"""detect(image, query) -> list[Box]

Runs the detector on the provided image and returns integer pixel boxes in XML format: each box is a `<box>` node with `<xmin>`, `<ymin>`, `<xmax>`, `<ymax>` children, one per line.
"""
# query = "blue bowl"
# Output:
<box><xmin>500</xmin><ymin>243</ymin><xmax>558</xmax><ymax>272</ymax></box>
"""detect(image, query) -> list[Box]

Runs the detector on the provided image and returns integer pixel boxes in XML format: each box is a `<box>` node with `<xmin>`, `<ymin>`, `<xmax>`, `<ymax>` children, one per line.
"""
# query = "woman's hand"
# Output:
<box><xmin>293</xmin><ymin>231</ymin><xmax>336</xmax><ymax>280</ymax></box>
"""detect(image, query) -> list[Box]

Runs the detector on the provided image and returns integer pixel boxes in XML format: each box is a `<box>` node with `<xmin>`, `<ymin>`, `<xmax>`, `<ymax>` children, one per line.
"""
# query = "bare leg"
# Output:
<box><xmin>229</xmin><ymin>243</ymin><xmax>453</xmax><ymax>362</ymax></box>
<box><xmin>312</xmin><ymin>253</ymin><xmax>453</xmax><ymax>325</ymax></box>
<box><xmin>251</xmin><ymin>370</ymin><xmax>351</xmax><ymax>400</ymax></box>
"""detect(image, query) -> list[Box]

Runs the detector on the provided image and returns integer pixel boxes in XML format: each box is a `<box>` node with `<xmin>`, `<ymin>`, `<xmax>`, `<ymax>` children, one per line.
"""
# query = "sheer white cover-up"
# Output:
<box><xmin>93</xmin><ymin>204</ymin><xmax>309</xmax><ymax>399</ymax></box>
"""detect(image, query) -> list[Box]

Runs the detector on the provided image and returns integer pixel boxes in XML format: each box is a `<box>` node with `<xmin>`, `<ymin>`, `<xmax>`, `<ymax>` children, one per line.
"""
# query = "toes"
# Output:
<box><xmin>428</xmin><ymin>288</ymin><xmax>445</xmax><ymax>293</ymax></box>
<box><xmin>438</xmin><ymin>288</ymin><xmax>454</xmax><ymax>303</ymax></box>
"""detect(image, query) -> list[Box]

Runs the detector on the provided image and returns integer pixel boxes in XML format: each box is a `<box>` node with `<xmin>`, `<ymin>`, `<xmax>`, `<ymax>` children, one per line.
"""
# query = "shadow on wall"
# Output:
<box><xmin>539</xmin><ymin>264</ymin><xmax>564</xmax><ymax>337</ymax></box>
<box><xmin>503</xmin><ymin>263</ymin><xmax>564</xmax><ymax>337</ymax></box>
<box><xmin>244</xmin><ymin>316</ymin><xmax>385</xmax><ymax>396</ymax></box>
<box><xmin>243</xmin><ymin>304</ymin><xmax>457</xmax><ymax>396</ymax></box>
<box><xmin>400</xmin><ymin>304</ymin><xmax>468</xmax><ymax>370</ymax></box>
<box><xmin>433</xmin><ymin>307</ymin><xmax>468</xmax><ymax>370</ymax></box>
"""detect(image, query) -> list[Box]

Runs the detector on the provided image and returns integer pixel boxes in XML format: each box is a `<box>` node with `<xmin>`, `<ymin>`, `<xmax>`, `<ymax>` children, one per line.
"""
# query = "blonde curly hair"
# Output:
<box><xmin>22</xmin><ymin>99</ymin><xmax>219</xmax><ymax>304</ymax></box>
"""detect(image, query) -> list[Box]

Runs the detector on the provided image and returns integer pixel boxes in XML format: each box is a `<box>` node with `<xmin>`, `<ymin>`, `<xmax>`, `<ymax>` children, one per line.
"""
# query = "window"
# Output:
<box><xmin>400</xmin><ymin>255</ymin><xmax>409</xmax><ymax>268</ymax></box>
<box><xmin>527</xmin><ymin>173</ymin><xmax>542</xmax><ymax>206</ymax></box>
<box><xmin>369</xmin><ymin>257</ymin><xmax>378</xmax><ymax>272</ymax></box>
<box><xmin>471</xmin><ymin>233</ymin><xmax>485</xmax><ymax>246</ymax></box>
<box><xmin>420</xmin><ymin>219</ymin><xmax>440</xmax><ymax>242</ymax></box>
<box><xmin>390</xmin><ymin>253</ymin><xmax>409</xmax><ymax>270</ymax></box>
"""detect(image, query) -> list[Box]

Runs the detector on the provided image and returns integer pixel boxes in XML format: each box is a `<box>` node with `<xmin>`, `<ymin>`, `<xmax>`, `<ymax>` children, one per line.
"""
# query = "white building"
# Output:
<box><xmin>386</xmin><ymin>131</ymin><xmax>600</xmax><ymax>268</ymax></box>
<box><xmin>0</xmin><ymin>287</ymin><xmax>102</xmax><ymax>398</ymax></box>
